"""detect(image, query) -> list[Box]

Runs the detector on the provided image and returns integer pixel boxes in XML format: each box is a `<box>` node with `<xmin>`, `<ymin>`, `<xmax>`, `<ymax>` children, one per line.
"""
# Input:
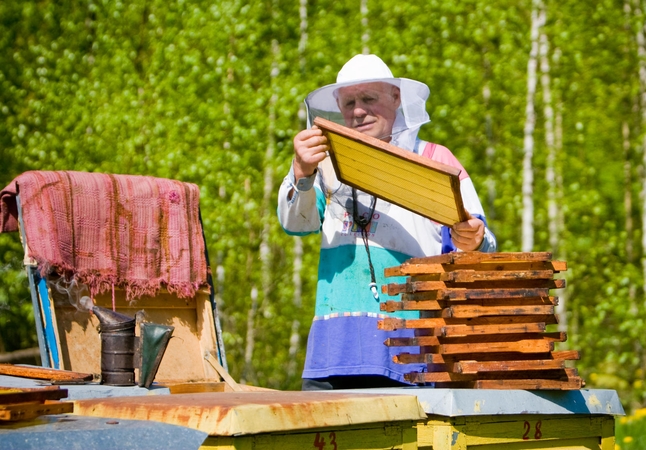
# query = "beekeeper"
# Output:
<box><xmin>277</xmin><ymin>54</ymin><xmax>497</xmax><ymax>390</ymax></box>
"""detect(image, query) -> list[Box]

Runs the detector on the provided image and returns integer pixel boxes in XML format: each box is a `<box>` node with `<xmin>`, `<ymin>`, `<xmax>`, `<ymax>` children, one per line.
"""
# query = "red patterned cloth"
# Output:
<box><xmin>0</xmin><ymin>171</ymin><xmax>208</xmax><ymax>300</ymax></box>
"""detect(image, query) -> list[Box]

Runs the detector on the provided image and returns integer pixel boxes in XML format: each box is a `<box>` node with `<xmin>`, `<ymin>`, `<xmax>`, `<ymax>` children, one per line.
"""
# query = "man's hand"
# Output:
<box><xmin>293</xmin><ymin>126</ymin><xmax>329</xmax><ymax>180</ymax></box>
<box><xmin>451</xmin><ymin>212</ymin><xmax>485</xmax><ymax>251</ymax></box>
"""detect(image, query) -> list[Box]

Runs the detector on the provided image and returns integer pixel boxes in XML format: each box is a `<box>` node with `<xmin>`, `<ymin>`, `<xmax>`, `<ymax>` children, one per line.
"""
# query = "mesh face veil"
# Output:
<box><xmin>304</xmin><ymin>54</ymin><xmax>431</xmax><ymax>153</ymax></box>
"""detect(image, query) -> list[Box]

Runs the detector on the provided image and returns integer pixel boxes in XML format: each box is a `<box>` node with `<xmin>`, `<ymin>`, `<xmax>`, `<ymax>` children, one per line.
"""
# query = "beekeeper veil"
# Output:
<box><xmin>304</xmin><ymin>54</ymin><xmax>430</xmax><ymax>153</ymax></box>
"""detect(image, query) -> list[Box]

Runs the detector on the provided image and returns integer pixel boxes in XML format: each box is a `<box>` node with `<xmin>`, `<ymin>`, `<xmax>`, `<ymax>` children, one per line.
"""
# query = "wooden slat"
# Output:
<box><xmin>0</xmin><ymin>364</ymin><xmax>93</xmax><ymax>382</ymax></box>
<box><xmin>409</xmin><ymin>270</ymin><xmax>555</xmax><ymax>283</ymax></box>
<box><xmin>384</xmin><ymin>279</ymin><xmax>565</xmax><ymax>295</ymax></box>
<box><xmin>457</xmin><ymin>296</ymin><xmax>558</xmax><ymax>307</ymax></box>
<box><xmin>380</xmin><ymin>300</ymin><xmax>444</xmax><ymax>312</ymax></box>
<box><xmin>406</xmin><ymin>368</ymin><xmax>579</xmax><ymax>385</ymax></box>
<box><xmin>380</xmin><ymin>297</ymin><xmax>556</xmax><ymax>312</ymax></box>
<box><xmin>0</xmin><ymin>399</ymin><xmax>74</xmax><ymax>421</ymax></box>
<box><xmin>385</xmin><ymin>260</ymin><xmax>567</xmax><ymax>277</ymax></box>
<box><xmin>389</xmin><ymin>339</ymin><xmax>555</xmax><ymax>355</ymax></box>
<box><xmin>385</xmin><ymin>336</ymin><xmax>443</xmax><ymax>347</ymax></box>
<box><xmin>401</xmin><ymin>288</ymin><xmax>552</xmax><ymax>301</ymax></box>
<box><xmin>442</xmin><ymin>304</ymin><xmax>554</xmax><ymax>318</ymax></box>
<box><xmin>405</xmin><ymin>252</ymin><xmax>554</xmax><ymax>265</ymax></box>
<box><xmin>440</xmin><ymin>322</ymin><xmax>547</xmax><ymax>337</ymax></box>
<box><xmin>434</xmin><ymin>339</ymin><xmax>554</xmax><ymax>355</ymax></box>
<box><xmin>405</xmin><ymin>372</ymin><xmax>476</xmax><ymax>383</ymax></box>
<box><xmin>540</xmin><ymin>331</ymin><xmax>568</xmax><ymax>342</ymax></box>
<box><xmin>379</xmin><ymin>314</ymin><xmax>557</xmax><ymax>331</ymax></box>
<box><xmin>474</xmin><ymin>377</ymin><xmax>584</xmax><ymax>390</ymax></box>
<box><xmin>0</xmin><ymin>386</ymin><xmax>68</xmax><ymax>404</ymax></box>
<box><xmin>455</xmin><ymin>359</ymin><xmax>567</xmax><ymax>374</ymax></box>
<box><xmin>394</xmin><ymin>349</ymin><xmax>579</xmax><ymax>365</ymax></box>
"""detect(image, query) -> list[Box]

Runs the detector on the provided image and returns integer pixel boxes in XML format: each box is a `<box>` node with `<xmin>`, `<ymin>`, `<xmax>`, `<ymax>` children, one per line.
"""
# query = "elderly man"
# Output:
<box><xmin>277</xmin><ymin>54</ymin><xmax>497</xmax><ymax>390</ymax></box>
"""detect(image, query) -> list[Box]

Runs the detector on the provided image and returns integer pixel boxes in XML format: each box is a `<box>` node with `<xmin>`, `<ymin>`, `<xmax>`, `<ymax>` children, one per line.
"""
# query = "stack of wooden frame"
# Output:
<box><xmin>0</xmin><ymin>386</ymin><xmax>73</xmax><ymax>421</ymax></box>
<box><xmin>378</xmin><ymin>252</ymin><xmax>584</xmax><ymax>390</ymax></box>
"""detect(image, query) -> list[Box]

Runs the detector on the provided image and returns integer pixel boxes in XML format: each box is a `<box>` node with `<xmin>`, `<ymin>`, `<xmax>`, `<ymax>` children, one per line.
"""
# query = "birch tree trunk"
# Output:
<box><xmin>635</xmin><ymin>0</ymin><xmax>646</xmax><ymax>289</ymax></box>
<box><xmin>624</xmin><ymin>121</ymin><xmax>634</xmax><ymax>262</ymax></box>
<box><xmin>540</xmin><ymin>32</ymin><xmax>557</xmax><ymax>254</ymax></box>
<box><xmin>287</xmin><ymin>237</ymin><xmax>303</xmax><ymax>379</ymax></box>
<box><xmin>259</xmin><ymin>39</ymin><xmax>279</xmax><ymax>317</ymax></box>
<box><xmin>361</xmin><ymin>0</ymin><xmax>370</xmax><ymax>54</ymax></box>
<box><xmin>539</xmin><ymin>30</ymin><xmax>568</xmax><ymax>339</ymax></box>
<box><xmin>554</xmin><ymin>97</ymin><xmax>569</xmax><ymax>337</ymax></box>
<box><xmin>242</xmin><ymin>285</ymin><xmax>258</xmax><ymax>384</ymax></box>
<box><xmin>483</xmin><ymin>79</ymin><xmax>496</xmax><ymax>219</ymax></box>
<box><xmin>288</xmin><ymin>0</ymin><xmax>308</xmax><ymax>381</ymax></box>
<box><xmin>625</xmin><ymin>2</ymin><xmax>635</xmax><ymax>265</ymax></box>
<box><xmin>522</xmin><ymin>0</ymin><xmax>545</xmax><ymax>252</ymax></box>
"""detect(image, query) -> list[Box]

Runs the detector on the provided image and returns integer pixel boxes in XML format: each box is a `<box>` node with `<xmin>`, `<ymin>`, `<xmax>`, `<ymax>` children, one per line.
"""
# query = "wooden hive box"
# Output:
<box><xmin>6</xmin><ymin>171</ymin><xmax>229</xmax><ymax>391</ymax></box>
<box><xmin>41</xmin><ymin>279</ymin><xmax>224</xmax><ymax>386</ymax></box>
<box><xmin>73</xmin><ymin>391</ymin><xmax>427</xmax><ymax>449</ymax></box>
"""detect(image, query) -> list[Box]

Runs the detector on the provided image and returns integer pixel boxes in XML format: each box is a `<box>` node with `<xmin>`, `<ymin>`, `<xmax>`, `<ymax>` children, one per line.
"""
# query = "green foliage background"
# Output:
<box><xmin>1</xmin><ymin>0</ymin><xmax>645</xmax><ymax>409</ymax></box>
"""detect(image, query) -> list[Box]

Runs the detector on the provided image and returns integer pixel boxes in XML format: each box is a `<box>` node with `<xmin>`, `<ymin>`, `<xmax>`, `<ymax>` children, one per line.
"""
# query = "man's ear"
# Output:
<box><xmin>391</xmin><ymin>86</ymin><xmax>401</xmax><ymax>108</ymax></box>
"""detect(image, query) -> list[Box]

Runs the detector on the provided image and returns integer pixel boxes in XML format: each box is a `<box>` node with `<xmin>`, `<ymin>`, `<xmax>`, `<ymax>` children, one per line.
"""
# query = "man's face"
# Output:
<box><xmin>336</xmin><ymin>82</ymin><xmax>401</xmax><ymax>141</ymax></box>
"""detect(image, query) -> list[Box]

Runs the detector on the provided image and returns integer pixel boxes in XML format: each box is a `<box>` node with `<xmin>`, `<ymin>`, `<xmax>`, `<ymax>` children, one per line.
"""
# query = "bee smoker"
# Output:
<box><xmin>93</xmin><ymin>306</ymin><xmax>174</xmax><ymax>388</ymax></box>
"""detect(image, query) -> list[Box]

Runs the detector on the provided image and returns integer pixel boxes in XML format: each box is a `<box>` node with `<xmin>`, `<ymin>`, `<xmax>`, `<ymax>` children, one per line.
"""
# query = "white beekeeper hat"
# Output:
<box><xmin>305</xmin><ymin>54</ymin><xmax>431</xmax><ymax>152</ymax></box>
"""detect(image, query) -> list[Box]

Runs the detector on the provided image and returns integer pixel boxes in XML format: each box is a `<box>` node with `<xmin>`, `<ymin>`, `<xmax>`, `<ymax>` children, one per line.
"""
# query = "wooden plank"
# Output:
<box><xmin>401</xmin><ymin>287</ymin><xmax>552</xmax><ymax>301</ymax></box>
<box><xmin>205</xmin><ymin>353</ymin><xmax>242</xmax><ymax>392</ymax></box>
<box><xmin>0</xmin><ymin>400</ymin><xmax>74</xmax><ymax>421</ymax></box>
<box><xmin>379</xmin><ymin>317</ymin><xmax>443</xmax><ymax>331</ymax></box>
<box><xmin>435</xmin><ymin>339</ymin><xmax>554</xmax><ymax>355</ymax></box>
<box><xmin>405</xmin><ymin>252</ymin><xmax>554</xmax><ymax>265</ymax></box>
<box><xmin>455</xmin><ymin>359</ymin><xmax>568</xmax><ymax>374</ymax></box>
<box><xmin>410</xmin><ymin>270</ymin><xmax>555</xmax><ymax>283</ymax></box>
<box><xmin>394</xmin><ymin>350</ymin><xmax>579</xmax><ymax>365</ymax></box>
<box><xmin>391</xmin><ymin>339</ymin><xmax>554</xmax><ymax>356</ymax></box>
<box><xmin>421</xmin><ymin>332</ymin><xmax>554</xmax><ymax>344</ymax></box>
<box><xmin>380</xmin><ymin>297</ymin><xmax>556</xmax><ymax>312</ymax></box>
<box><xmin>380</xmin><ymin>300</ymin><xmax>444</xmax><ymax>312</ymax></box>
<box><xmin>442</xmin><ymin>304</ymin><xmax>554</xmax><ymax>318</ymax></box>
<box><xmin>474</xmin><ymin>377</ymin><xmax>584</xmax><ymax>390</ymax></box>
<box><xmin>379</xmin><ymin>314</ymin><xmax>558</xmax><ymax>331</ymax></box>
<box><xmin>541</xmin><ymin>331</ymin><xmax>568</xmax><ymax>342</ymax></box>
<box><xmin>384</xmin><ymin>260</ymin><xmax>567</xmax><ymax>277</ymax></box>
<box><xmin>0</xmin><ymin>386</ymin><xmax>68</xmax><ymax>404</ymax></box>
<box><xmin>388</xmin><ymin>331</ymin><xmax>551</xmax><ymax>348</ymax></box>
<box><xmin>405</xmin><ymin>371</ymin><xmax>476</xmax><ymax>383</ymax></box>
<box><xmin>384</xmin><ymin>279</ymin><xmax>565</xmax><ymax>295</ymax></box>
<box><xmin>458</xmin><ymin>296</ymin><xmax>558</xmax><ymax>307</ymax></box>
<box><xmin>385</xmin><ymin>336</ymin><xmax>442</xmax><ymax>347</ymax></box>
<box><xmin>0</xmin><ymin>364</ymin><xmax>93</xmax><ymax>382</ymax></box>
<box><xmin>440</xmin><ymin>322</ymin><xmax>547</xmax><ymax>337</ymax></box>
<box><xmin>406</xmin><ymin>368</ymin><xmax>581</xmax><ymax>386</ymax></box>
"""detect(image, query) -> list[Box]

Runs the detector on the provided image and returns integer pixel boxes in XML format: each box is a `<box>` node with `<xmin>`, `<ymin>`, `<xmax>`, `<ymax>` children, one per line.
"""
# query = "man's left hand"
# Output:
<box><xmin>451</xmin><ymin>212</ymin><xmax>484</xmax><ymax>251</ymax></box>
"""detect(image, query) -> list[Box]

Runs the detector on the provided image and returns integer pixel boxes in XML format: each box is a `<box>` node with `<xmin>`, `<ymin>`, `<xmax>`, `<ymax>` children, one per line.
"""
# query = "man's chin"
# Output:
<box><xmin>354</xmin><ymin>126</ymin><xmax>379</xmax><ymax>137</ymax></box>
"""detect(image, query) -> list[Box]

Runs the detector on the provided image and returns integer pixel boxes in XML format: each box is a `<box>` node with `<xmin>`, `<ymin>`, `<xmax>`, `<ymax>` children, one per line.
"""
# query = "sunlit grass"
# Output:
<box><xmin>615</xmin><ymin>408</ymin><xmax>646</xmax><ymax>450</ymax></box>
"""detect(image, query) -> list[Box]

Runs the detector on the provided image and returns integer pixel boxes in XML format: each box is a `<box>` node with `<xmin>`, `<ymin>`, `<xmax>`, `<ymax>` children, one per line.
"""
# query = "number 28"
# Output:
<box><xmin>522</xmin><ymin>420</ymin><xmax>543</xmax><ymax>440</ymax></box>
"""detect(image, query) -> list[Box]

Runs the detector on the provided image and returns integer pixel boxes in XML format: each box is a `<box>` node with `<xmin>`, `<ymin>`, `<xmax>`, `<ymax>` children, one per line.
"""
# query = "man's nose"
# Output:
<box><xmin>353</xmin><ymin>105</ymin><xmax>368</xmax><ymax>117</ymax></box>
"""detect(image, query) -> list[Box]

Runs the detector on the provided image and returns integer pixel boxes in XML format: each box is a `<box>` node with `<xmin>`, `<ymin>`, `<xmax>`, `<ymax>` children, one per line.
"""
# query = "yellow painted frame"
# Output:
<box><xmin>314</xmin><ymin>117</ymin><xmax>468</xmax><ymax>226</ymax></box>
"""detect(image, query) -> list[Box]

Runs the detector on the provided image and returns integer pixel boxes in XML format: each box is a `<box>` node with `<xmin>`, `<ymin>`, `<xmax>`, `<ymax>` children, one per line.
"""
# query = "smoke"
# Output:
<box><xmin>49</xmin><ymin>276</ymin><xmax>94</xmax><ymax>312</ymax></box>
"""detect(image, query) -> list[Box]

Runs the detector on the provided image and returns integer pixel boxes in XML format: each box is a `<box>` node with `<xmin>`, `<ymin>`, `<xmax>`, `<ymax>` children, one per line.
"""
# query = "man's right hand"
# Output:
<box><xmin>293</xmin><ymin>126</ymin><xmax>329</xmax><ymax>180</ymax></box>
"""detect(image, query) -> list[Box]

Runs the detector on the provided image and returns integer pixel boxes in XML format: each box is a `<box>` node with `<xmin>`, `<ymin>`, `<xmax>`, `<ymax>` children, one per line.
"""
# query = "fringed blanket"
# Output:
<box><xmin>0</xmin><ymin>171</ymin><xmax>208</xmax><ymax>301</ymax></box>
